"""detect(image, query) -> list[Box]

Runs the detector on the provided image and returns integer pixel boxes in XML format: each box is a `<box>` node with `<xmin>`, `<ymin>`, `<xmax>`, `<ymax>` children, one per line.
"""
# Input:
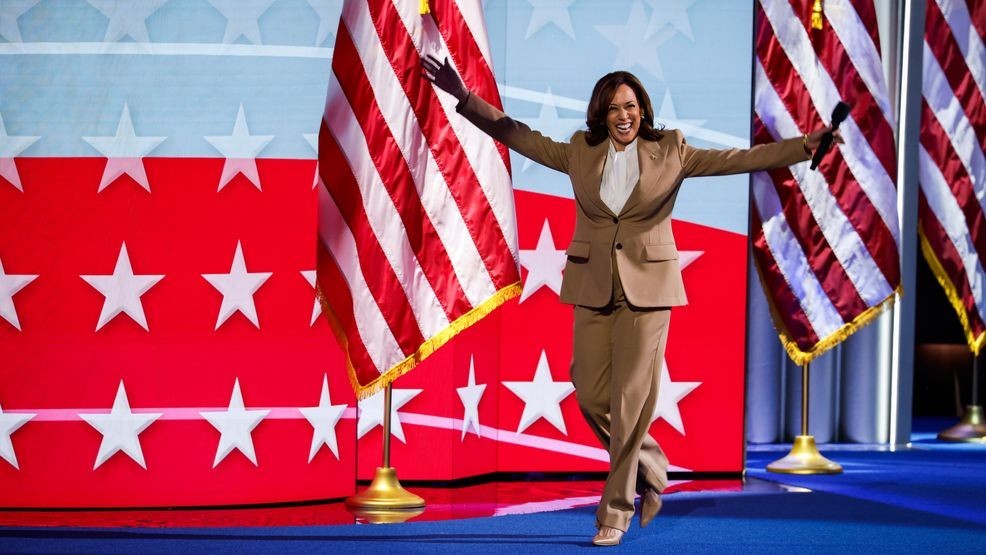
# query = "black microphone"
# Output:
<box><xmin>810</xmin><ymin>101</ymin><xmax>851</xmax><ymax>170</ymax></box>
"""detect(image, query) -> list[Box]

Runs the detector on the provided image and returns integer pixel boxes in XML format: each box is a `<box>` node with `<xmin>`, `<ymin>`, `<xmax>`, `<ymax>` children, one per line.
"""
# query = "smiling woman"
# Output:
<box><xmin>584</xmin><ymin>72</ymin><xmax>663</xmax><ymax>150</ymax></box>
<box><xmin>422</xmin><ymin>53</ymin><xmax>833</xmax><ymax>547</ymax></box>
<box><xmin>607</xmin><ymin>86</ymin><xmax>640</xmax><ymax>148</ymax></box>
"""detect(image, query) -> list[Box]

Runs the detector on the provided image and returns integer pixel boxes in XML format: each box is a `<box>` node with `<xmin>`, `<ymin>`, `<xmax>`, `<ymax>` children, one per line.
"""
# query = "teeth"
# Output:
<box><xmin>617</xmin><ymin>122</ymin><xmax>631</xmax><ymax>132</ymax></box>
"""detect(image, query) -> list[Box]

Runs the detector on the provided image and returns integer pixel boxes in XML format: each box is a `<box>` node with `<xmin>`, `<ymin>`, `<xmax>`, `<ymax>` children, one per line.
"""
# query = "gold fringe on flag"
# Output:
<box><xmin>811</xmin><ymin>0</ymin><xmax>824</xmax><ymax>30</ymax></box>
<box><xmin>317</xmin><ymin>282</ymin><xmax>522</xmax><ymax>400</ymax></box>
<box><xmin>752</xmin><ymin>257</ymin><xmax>901</xmax><ymax>366</ymax></box>
<box><xmin>919</xmin><ymin>228</ymin><xmax>986</xmax><ymax>355</ymax></box>
<box><xmin>420</xmin><ymin>0</ymin><xmax>430</xmax><ymax>15</ymax></box>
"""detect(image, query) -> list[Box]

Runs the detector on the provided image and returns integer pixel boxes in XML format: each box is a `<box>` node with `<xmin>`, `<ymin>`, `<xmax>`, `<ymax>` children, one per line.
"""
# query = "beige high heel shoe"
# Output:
<box><xmin>592</xmin><ymin>525</ymin><xmax>624</xmax><ymax>546</ymax></box>
<box><xmin>640</xmin><ymin>488</ymin><xmax>663</xmax><ymax>528</ymax></box>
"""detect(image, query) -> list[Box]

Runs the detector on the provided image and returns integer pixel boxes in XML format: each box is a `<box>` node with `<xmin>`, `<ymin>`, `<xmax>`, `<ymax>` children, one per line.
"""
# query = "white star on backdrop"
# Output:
<box><xmin>503</xmin><ymin>350</ymin><xmax>575</xmax><ymax>435</ymax></box>
<box><xmin>82</xmin><ymin>104</ymin><xmax>167</xmax><ymax>193</ymax></box>
<box><xmin>651</xmin><ymin>363</ymin><xmax>701</xmax><ymax>435</ymax></box>
<box><xmin>357</xmin><ymin>388</ymin><xmax>422</xmax><ymax>443</ymax></box>
<box><xmin>657</xmin><ymin>91</ymin><xmax>707</xmax><ymax>136</ymax></box>
<box><xmin>457</xmin><ymin>356</ymin><xmax>487</xmax><ymax>440</ymax></box>
<box><xmin>208</xmin><ymin>0</ymin><xmax>275</xmax><ymax>44</ymax></box>
<box><xmin>79</xmin><ymin>381</ymin><xmax>162</xmax><ymax>470</ymax></box>
<box><xmin>301</xmin><ymin>270</ymin><xmax>322</xmax><ymax>326</ymax></box>
<box><xmin>519</xmin><ymin>220</ymin><xmax>567</xmax><ymax>302</ymax></box>
<box><xmin>679</xmin><ymin>250</ymin><xmax>703</xmax><ymax>271</ymax></box>
<box><xmin>518</xmin><ymin>88</ymin><xmax>583</xmax><ymax>172</ymax></box>
<box><xmin>0</xmin><ymin>257</ymin><xmax>37</xmax><ymax>331</ymax></box>
<box><xmin>0</xmin><ymin>112</ymin><xmax>41</xmax><ymax>192</ymax></box>
<box><xmin>595</xmin><ymin>0</ymin><xmax>675</xmax><ymax>81</ymax></box>
<box><xmin>0</xmin><ymin>0</ymin><xmax>40</xmax><ymax>42</ymax></box>
<box><xmin>81</xmin><ymin>243</ymin><xmax>164</xmax><ymax>332</ymax></box>
<box><xmin>202</xmin><ymin>241</ymin><xmax>272</xmax><ymax>329</ymax></box>
<box><xmin>0</xmin><ymin>403</ymin><xmax>34</xmax><ymax>470</ymax></box>
<box><xmin>525</xmin><ymin>0</ymin><xmax>576</xmax><ymax>40</ymax></box>
<box><xmin>201</xmin><ymin>378</ymin><xmax>270</xmax><ymax>467</ymax></box>
<box><xmin>300</xmin><ymin>374</ymin><xmax>347</xmax><ymax>462</ymax></box>
<box><xmin>303</xmin><ymin>132</ymin><xmax>319</xmax><ymax>189</ymax></box>
<box><xmin>204</xmin><ymin>104</ymin><xmax>274</xmax><ymax>191</ymax></box>
<box><xmin>643</xmin><ymin>0</ymin><xmax>696</xmax><ymax>40</ymax></box>
<box><xmin>87</xmin><ymin>0</ymin><xmax>167</xmax><ymax>42</ymax></box>
<box><xmin>304</xmin><ymin>0</ymin><xmax>343</xmax><ymax>46</ymax></box>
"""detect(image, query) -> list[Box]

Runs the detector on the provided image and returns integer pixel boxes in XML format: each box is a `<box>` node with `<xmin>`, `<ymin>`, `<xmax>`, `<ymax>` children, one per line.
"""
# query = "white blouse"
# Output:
<box><xmin>600</xmin><ymin>138</ymin><xmax>640</xmax><ymax>215</ymax></box>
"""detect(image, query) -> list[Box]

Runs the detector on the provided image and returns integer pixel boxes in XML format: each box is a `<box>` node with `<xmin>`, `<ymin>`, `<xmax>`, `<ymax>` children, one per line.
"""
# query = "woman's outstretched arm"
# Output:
<box><xmin>422</xmin><ymin>54</ymin><xmax>571</xmax><ymax>174</ymax></box>
<box><xmin>680</xmin><ymin>126</ymin><xmax>843</xmax><ymax>177</ymax></box>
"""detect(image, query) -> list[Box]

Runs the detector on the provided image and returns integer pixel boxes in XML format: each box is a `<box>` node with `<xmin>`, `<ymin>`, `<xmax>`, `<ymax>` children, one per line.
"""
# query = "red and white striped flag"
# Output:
<box><xmin>316</xmin><ymin>0</ymin><xmax>521</xmax><ymax>398</ymax></box>
<box><xmin>751</xmin><ymin>0</ymin><xmax>901</xmax><ymax>364</ymax></box>
<box><xmin>918</xmin><ymin>0</ymin><xmax>986</xmax><ymax>354</ymax></box>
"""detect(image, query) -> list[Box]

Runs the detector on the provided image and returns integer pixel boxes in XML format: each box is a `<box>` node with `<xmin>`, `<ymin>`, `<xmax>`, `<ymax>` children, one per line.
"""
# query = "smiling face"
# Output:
<box><xmin>606</xmin><ymin>84</ymin><xmax>641</xmax><ymax>151</ymax></box>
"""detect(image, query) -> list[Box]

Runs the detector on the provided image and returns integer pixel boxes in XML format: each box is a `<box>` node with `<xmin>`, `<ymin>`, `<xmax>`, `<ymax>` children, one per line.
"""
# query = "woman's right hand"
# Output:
<box><xmin>422</xmin><ymin>54</ymin><xmax>469</xmax><ymax>103</ymax></box>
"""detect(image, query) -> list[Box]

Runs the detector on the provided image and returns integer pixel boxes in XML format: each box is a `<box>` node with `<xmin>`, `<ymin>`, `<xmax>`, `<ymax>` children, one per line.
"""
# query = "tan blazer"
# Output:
<box><xmin>457</xmin><ymin>93</ymin><xmax>811</xmax><ymax>309</ymax></box>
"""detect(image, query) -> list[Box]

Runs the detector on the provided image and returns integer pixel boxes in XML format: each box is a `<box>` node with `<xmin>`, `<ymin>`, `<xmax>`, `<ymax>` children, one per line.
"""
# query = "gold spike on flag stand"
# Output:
<box><xmin>346</xmin><ymin>385</ymin><xmax>425</xmax><ymax>521</ymax></box>
<box><xmin>767</xmin><ymin>363</ymin><xmax>843</xmax><ymax>474</ymax></box>
<box><xmin>938</xmin><ymin>353</ymin><xmax>986</xmax><ymax>442</ymax></box>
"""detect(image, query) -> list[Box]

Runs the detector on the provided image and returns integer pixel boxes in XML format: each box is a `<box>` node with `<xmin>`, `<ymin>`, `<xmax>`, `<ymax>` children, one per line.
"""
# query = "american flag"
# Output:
<box><xmin>316</xmin><ymin>0</ymin><xmax>521</xmax><ymax>398</ymax></box>
<box><xmin>751</xmin><ymin>0</ymin><xmax>901</xmax><ymax>364</ymax></box>
<box><xmin>918</xmin><ymin>0</ymin><xmax>986</xmax><ymax>354</ymax></box>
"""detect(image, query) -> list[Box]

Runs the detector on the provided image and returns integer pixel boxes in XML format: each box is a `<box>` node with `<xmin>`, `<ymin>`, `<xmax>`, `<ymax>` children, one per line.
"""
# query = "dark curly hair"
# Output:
<box><xmin>584</xmin><ymin>71</ymin><xmax>664</xmax><ymax>146</ymax></box>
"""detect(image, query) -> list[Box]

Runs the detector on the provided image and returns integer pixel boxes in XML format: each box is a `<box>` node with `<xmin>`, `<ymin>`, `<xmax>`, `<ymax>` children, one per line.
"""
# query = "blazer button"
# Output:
<box><xmin>615</xmin><ymin>243</ymin><xmax>623</xmax><ymax>250</ymax></box>
<box><xmin>612</xmin><ymin>216</ymin><xmax>618</xmax><ymax>223</ymax></box>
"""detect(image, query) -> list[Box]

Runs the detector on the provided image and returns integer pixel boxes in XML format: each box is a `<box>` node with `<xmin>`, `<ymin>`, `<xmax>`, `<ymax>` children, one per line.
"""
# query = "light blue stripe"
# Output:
<box><xmin>0</xmin><ymin>52</ymin><xmax>328</xmax><ymax>158</ymax></box>
<box><xmin>11</xmin><ymin>0</ymin><xmax>336</xmax><ymax>48</ymax></box>
<box><xmin>0</xmin><ymin>0</ymin><xmax>754</xmax><ymax>232</ymax></box>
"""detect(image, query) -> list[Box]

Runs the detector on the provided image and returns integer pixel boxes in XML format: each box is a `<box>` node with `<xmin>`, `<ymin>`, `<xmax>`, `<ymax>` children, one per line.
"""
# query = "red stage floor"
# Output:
<box><xmin>0</xmin><ymin>478</ymin><xmax>755</xmax><ymax>528</ymax></box>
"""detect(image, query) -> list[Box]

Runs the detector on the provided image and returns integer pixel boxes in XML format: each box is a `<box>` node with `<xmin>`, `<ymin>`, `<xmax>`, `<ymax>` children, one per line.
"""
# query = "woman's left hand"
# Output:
<box><xmin>805</xmin><ymin>125</ymin><xmax>845</xmax><ymax>151</ymax></box>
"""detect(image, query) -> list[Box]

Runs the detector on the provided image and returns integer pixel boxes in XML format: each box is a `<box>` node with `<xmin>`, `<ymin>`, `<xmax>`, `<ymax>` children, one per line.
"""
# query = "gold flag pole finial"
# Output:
<box><xmin>420</xmin><ymin>0</ymin><xmax>431</xmax><ymax>15</ymax></box>
<box><xmin>811</xmin><ymin>0</ymin><xmax>824</xmax><ymax>30</ymax></box>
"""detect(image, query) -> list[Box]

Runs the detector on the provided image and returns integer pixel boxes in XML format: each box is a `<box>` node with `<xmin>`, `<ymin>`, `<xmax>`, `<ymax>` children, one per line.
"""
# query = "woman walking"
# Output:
<box><xmin>423</xmin><ymin>55</ymin><xmax>835</xmax><ymax>546</ymax></box>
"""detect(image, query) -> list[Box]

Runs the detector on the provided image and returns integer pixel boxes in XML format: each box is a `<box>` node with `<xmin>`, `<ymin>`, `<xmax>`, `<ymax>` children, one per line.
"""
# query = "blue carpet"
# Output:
<box><xmin>4</xmin><ymin>441</ymin><xmax>986</xmax><ymax>553</ymax></box>
<box><xmin>747</xmin><ymin>444</ymin><xmax>986</xmax><ymax>528</ymax></box>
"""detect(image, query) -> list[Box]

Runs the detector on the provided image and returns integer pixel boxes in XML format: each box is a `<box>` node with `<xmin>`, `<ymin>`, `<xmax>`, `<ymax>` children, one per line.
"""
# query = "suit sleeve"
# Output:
<box><xmin>678</xmin><ymin>129</ymin><xmax>810</xmax><ymax>177</ymax></box>
<box><xmin>455</xmin><ymin>92</ymin><xmax>571</xmax><ymax>174</ymax></box>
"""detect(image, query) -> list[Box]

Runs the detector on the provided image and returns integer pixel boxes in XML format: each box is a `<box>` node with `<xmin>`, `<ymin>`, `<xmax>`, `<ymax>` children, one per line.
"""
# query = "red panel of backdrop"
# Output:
<box><xmin>0</xmin><ymin>157</ymin><xmax>746</xmax><ymax>506</ymax></box>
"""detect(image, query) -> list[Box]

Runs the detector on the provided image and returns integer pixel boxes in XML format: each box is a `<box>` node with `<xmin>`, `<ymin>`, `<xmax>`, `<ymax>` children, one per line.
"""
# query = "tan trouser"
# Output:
<box><xmin>570</xmin><ymin>264</ymin><xmax>670</xmax><ymax>531</ymax></box>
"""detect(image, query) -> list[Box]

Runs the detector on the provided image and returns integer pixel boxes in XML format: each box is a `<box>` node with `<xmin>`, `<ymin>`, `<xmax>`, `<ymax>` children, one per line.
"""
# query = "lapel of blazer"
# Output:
<box><xmin>619</xmin><ymin>138</ymin><xmax>665</xmax><ymax>217</ymax></box>
<box><xmin>576</xmin><ymin>137</ymin><xmax>616</xmax><ymax>218</ymax></box>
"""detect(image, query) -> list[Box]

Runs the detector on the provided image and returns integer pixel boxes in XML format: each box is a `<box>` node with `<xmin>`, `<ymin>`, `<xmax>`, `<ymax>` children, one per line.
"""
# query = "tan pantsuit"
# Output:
<box><xmin>456</xmin><ymin>92</ymin><xmax>811</xmax><ymax>531</ymax></box>
<box><xmin>571</xmin><ymin>263</ymin><xmax>670</xmax><ymax>530</ymax></box>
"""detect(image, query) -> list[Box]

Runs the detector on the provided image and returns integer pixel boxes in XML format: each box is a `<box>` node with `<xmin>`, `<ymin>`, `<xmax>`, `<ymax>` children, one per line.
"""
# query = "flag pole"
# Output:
<box><xmin>346</xmin><ymin>384</ymin><xmax>425</xmax><ymax>516</ymax></box>
<box><xmin>937</xmin><ymin>351</ymin><xmax>986</xmax><ymax>442</ymax></box>
<box><xmin>767</xmin><ymin>362</ymin><xmax>843</xmax><ymax>474</ymax></box>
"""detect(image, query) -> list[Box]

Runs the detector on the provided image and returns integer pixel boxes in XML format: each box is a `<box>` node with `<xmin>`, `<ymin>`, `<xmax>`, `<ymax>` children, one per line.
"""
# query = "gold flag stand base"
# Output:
<box><xmin>766</xmin><ymin>363</ymin><xmax>842</xmax><ymax>475</ymax></box>
<box><xmin>767</xmin><ymin>435</ymin><xmax>844</xmax><ymax>474</ymax></box>
<box><xmin>346</xmin><ymin>466</ymin><xmax>426</xmax><ymax>510</ymax></box>
<box><xmin>349</xmin><ymin>506</ymin><xmax>425</xmax><ymax>524</ymax></box>
<box><xmin>937</xmin><ymin>405</ymin><xmax>986</xmax><ymax>443</ymax></box>
<box><xmin>344</xmin><ymin>385</ymin><xmax>426</xmax><ymax>524</ymax></box>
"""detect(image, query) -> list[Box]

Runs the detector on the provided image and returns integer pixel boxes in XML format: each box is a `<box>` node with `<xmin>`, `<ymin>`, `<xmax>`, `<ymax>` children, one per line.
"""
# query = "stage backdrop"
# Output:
<box><xmin>0</xmin><ymin>0</ymin><xmax>754</xmax><ymax>507</ymax></box>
